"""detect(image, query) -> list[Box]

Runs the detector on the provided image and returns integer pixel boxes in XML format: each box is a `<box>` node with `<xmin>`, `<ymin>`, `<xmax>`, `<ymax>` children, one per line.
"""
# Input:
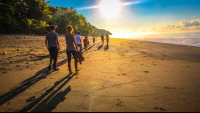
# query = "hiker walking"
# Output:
<box><xmin>65</xmin><ymin>25</ymin><xmax>78</xmax><ymax>74</ymax></box>
<box><xmin>101</xmin><ymin>34</ymin><xmax>104</xmax><ymax>45</ymax></box>
<box><xmin>106</xmin><ymin>34</ymin><xmax>109</xmax><ymax>45</ymax></box>
<box><xmin>76</xmin><ymin>31</ymin><xmax>84</xmax><ymax>61</ymax></box>
<box><xmin>45</xmin><ymin>25</ymin><xmax>60</xmax><ymax>71</ymax></box>
<box><xmin>93</xmin><ymin>36</ymin><xmax>95</xmax><ymax>45</ymax></box>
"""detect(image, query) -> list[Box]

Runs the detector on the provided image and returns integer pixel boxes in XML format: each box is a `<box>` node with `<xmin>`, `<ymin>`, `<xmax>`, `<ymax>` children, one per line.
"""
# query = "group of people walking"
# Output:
<box><xmin>45</xmin><ymin>25</ymin><xmax>103</xmax><ymax>74</ymax></box>
<box><xmin>101</xmin><ymin>34</ymin><xmax>109</xmax><ymax>45</ymax></box>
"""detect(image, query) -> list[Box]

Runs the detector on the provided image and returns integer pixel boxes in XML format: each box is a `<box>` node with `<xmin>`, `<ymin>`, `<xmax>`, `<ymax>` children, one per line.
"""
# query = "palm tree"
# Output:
<box><xmin>22</xmin><ymin>18</ymin><xmax>37</xmax><ymax>34</ymax></box>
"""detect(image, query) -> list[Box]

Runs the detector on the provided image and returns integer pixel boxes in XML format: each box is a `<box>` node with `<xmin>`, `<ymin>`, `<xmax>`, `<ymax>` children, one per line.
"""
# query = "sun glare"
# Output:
<box><xmin>99</xmin><ymin>0</ymin><xmax>121</xmax><ymax>18</ymax></box>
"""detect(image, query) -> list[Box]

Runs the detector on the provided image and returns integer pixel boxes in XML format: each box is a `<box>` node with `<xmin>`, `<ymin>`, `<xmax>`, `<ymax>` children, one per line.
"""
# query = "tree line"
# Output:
<box><xmin>0</xmin><ymin>0</ymin><xmax>112</xmax><ymax>36</ymax></box>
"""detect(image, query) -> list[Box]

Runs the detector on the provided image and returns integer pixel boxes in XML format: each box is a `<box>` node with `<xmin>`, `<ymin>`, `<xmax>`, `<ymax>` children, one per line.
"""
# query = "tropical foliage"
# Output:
<box><xmin>0</xmin><ymin>0</ymin><xmax>112</xmax><ymax>36</ymax></box>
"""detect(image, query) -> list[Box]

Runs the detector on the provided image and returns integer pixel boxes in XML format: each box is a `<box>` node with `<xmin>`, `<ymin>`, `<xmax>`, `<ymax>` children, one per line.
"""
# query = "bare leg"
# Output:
<box><xmin>75</xmin><ymin>57</ymin><xmax>78</xmax><ymax>72</ymax></box>
<box><xmin>68</xmin><ymin>61</ymin><xmax>73</xmax><ymax>74</ymax></box>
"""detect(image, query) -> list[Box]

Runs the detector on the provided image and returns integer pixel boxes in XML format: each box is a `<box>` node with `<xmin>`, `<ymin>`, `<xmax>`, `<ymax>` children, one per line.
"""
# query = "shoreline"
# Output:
<box><xmin>1</xmin><ymin>34</ymin><xmax>200</xmax><ymax>48</ymax></box>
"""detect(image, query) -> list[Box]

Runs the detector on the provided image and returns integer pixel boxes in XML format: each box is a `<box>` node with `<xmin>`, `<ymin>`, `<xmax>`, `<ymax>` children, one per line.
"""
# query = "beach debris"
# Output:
<box><xmin>17</xmin><ymin>48</ymin><xmax>20</xmax><ymax>51</ymax></box>
<box><xmin>3</xmin><ymin>52</ymin><xmax>7</xmax><ymax>55</ymax></box>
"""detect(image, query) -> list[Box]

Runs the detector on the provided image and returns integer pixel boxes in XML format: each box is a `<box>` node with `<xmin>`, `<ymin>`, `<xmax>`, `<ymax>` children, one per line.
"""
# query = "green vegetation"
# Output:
<box><xmin>0</xmin><ymin>0</ymin><xmax>112</xmax><ymax>36</ymax></box>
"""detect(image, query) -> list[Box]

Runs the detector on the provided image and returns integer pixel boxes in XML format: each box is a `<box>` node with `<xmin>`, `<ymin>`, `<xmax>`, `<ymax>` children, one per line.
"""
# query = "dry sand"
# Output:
<box><xmin>0</xmin><ymin>35</ymin><xmax>200</xmax><ymax>112</ymax></box>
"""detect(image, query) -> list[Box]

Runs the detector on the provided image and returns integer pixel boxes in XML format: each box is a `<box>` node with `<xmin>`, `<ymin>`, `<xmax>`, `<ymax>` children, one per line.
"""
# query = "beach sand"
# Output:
<box><xmin>0</xmin><ymin>35</ymin><xmax>200</xmax><ymax>112</ymax></box>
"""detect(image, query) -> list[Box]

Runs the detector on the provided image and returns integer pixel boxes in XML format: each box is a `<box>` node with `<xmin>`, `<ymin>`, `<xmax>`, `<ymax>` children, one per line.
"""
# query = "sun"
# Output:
<box><xmin>99</xmin><ymin>0</ymin><xmax>121</xmax><ymax>18</ymax></box>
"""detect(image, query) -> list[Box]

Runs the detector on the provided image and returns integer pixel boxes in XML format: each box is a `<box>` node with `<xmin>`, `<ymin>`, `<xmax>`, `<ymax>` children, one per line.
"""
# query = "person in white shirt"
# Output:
<box><xmin>76</xmin><ymin>32</ymin><xmax>84</xmax><ymax>60</ymax></box>
<box><xmin>76</xmin><ymin>32</ymin><xmax>82</xmax><ymax>52</ymax></box>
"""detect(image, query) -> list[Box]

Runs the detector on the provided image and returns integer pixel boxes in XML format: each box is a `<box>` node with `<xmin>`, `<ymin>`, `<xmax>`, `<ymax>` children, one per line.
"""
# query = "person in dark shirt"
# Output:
<box><xmin>93</xmin><ymin>36</ymin><xmax>95</xmax><ymax>45</ymax></box>
<box><xmin>101</xmin><ymin>34</ymin><xmax>104</xmax><ymax>45</ymax></box>
<box><xmin>106</xmin><ymin>34</ymin><xmax>109</xmax><ymax>45</ymax></box>
<box><xmin>45</xmin><ymin>25</ymin><xmax>60</xmax><ymax>71</ymax></box>
<box><xmin>83</xmin><ymin>36</ymin><xmax>88</xmax><ymax>50</ymax></box>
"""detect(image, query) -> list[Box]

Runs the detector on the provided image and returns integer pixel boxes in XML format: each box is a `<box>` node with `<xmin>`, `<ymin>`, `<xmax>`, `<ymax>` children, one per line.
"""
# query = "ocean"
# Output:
<box><xmin>131</xmin><ymin>32</ymin><xmax>200</xmax><ymax>47</ymax></box>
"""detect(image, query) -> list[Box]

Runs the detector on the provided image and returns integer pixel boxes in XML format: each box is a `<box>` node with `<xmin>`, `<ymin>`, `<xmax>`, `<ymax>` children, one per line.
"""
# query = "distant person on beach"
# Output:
<box><xmin>93</xmin><ymin>36</ymin><xmax>95</xmax><ymax>45</ymax></box>
<box><xmin>106</xmin><ymin>34</ymin><xmax>109</xmax><ymax>45</ymax></box>
<box><xmin>86</xmin><ymin>36</ymin><xmax>89</xmax><ymax>45</ymax></box>
<box><xmin>65</xmin><ymin>25</ymin><xmax>78</xmax><ymax>74</ymax></box>
<box><xmin>45</xmin><ymin>25</ymin><xmax>60</xmax><ymax>71</ymax></box>
<box><xmin>101</xmin><ymin>34</ymin><xmax>104</xmax><ymax>45</ymax></box>
<box><xmin>83</xmin><ymin>36</ymin><xmax>88</xmax><ymax>50</ymax></box>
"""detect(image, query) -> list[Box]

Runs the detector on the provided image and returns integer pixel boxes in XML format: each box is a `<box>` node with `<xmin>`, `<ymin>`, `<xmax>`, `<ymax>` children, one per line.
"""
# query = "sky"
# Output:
<box><xmin>47</xmin><ymin>0</ymin><xmax>200</xmax><ymax>38</ymax></box>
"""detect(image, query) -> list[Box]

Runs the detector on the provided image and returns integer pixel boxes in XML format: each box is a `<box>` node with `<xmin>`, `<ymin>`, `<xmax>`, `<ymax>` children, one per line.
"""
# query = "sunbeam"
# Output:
<box><xmin>76</xmin><ymin>0</ymin><xmax>147</xmax><ymax>10</ymax></box>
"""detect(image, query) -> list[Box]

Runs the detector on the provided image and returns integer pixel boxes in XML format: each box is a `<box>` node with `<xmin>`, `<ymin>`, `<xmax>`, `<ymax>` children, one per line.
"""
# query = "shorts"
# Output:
<box><xmin>66</xmin><ymin>50</ymin><xmax>76</xmax><ymax>62</ymax></box>
<box><xmin>77</xmin><ymin>44</ymin><xmax>82</xmax><ymax>52</ymax></box>
<box><xmin>84</xmin><ymin>44</ymin><xmax>87</xmax><ymax>48</ymax></box>
<box><xmin>49</xmin><ymin>47</ymin><xmax>58</xmax><ymax>58</ymax></box>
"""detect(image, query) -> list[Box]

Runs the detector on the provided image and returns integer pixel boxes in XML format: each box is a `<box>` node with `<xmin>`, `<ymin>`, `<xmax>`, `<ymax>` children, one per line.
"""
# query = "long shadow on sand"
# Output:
<box><xmin>97</xmin><ymin>44</ymin><xmax>103</xmax><ymax>50</ymax></box>
<box><xmin>20</xmin><ymin>73</ymin><xmax>76</xmax><ymax>112</ymax></box>
<box><xmin>81</xmin><ymin>42</ymin><xmax>100</xmax><ymax>53</ymax></box>
<box><xmin>104</xmin><ymin>44</ymin><xmax>109</xmax><ymax>51</ymax></box>
<box><xmin>0</xmin><ymin>67</ymin><xmax>51</xmax><ymax>107</ymax></box>
<box><xmin>0</xmin><ymin>44</ymin><xmax>96</xmax><ymax>107</ymax></box>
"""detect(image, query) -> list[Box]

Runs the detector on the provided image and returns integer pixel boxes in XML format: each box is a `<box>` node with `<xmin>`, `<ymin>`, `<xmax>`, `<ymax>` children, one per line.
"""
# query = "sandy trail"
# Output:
<box><xmin>0</xmin><ymin>35</ymin><xmax>200</xmax><ymax>112</ymax></box>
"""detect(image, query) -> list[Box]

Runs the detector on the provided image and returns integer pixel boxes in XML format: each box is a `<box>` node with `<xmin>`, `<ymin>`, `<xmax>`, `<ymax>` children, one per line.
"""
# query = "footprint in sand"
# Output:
<box><xmin>144</xmin><ymin>71</ymin><xmax>149</xmax><ymax>73</ymax></box>
<box><xmin>2</xmin><ymin>72</ymin><xmax>7</xmax><ymax>74</ymax></box>
<box><xmin>154</xmin><ymin>107</ymin><xmax>166</xmax><ymax>111</ymax></box>
<box><xmin>115</xmin><ymin>98</ymin><xmax>122</xmax><ymax>106</ymax></box>
<box><xmin>15</xmin><ymin>65</ymin><xmax>20</xmax><ymax>67</ymax></box>
<box><xmin>26</xmin><ymin>96</ymin><xmax>36</xmax><ymax>102</ymax></box>
<box><xmin>164</xmin><ymin>86</ymin><xmax>175</xmax><ymax>89</ymax></box>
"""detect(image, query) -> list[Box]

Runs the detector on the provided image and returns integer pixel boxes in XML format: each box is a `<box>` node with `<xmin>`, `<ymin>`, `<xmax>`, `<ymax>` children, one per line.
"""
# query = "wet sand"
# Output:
<box><xmin>0</xmin><ymin>35</ymin><xmax>200</xmax><ymax>112</ymax></box>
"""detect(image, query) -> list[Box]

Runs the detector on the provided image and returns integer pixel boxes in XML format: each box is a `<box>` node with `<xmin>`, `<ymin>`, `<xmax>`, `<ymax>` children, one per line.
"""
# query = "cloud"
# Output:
<box><xmin>142</xmin><ymin>29</ymin><xmax>146</xmax><ymax>32</ymax></box>
<box><xmin>152</xmin><ymin>18</ymin><xmax>200</xmax><ymax>32</ymax></box>
<box><xmin>131</xmin><ymin>29</ymin><xmax>138</xmax><ymax>32</ymax></box>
